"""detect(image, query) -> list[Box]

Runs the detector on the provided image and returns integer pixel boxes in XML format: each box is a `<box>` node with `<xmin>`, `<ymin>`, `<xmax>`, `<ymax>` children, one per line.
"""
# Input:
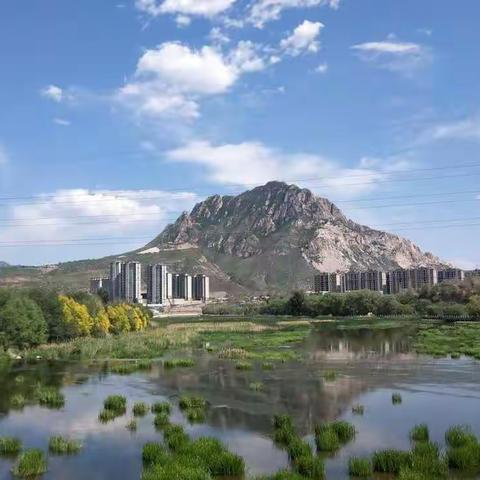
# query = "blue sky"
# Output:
<box><xmin>0</xmin><ymin>0</ymin><xmax>479</xmax><ymax>268</ymax></box>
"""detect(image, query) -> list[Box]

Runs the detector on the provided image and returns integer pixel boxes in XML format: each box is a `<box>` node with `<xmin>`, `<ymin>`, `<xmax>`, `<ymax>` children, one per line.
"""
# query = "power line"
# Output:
<box><xmin>2</xmin><ymin>162</ymin><xmax>480</xmax><ymax>204</ymax></box>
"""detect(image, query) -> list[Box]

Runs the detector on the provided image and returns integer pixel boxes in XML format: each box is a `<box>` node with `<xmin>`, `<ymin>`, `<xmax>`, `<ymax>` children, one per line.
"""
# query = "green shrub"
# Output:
<box><xmin>151</xmin><ymin>401</ymin><xmax>171</xmax><ymax>415</ymax></box>
<box><xmin>410</xmin><ymin>424</ymin><xmax>429</xmax><ymax>442</ymax></box>
<box><xmin>372</xmin><ymin>449</ymin><xmax>412</xmax><ymax>474</ymax></box>
<box><xmin>445</xmin><ymin>425</ymin><xmax>477</xmax><ymax>448</ymax></box>
<box><xmin>133</xmin><ymin>402</ymin><xmax>149</xmax><ymax>417</ymax></box>
<box><xmin>10</xmin><ymin>394</ymin><xmax>26</xmax><ymax>410</ymax></box>
<box><xmin>348</xmin><ymin>457</ymin><xmax>373</xmax><ymax>477</ymax></box>
<box><xmin>142</xmin><ymin>442</ymin><xmax>168</xmax><ymax>466</ymax></box>
<box><xmin>12</xmin><ymin>449</ymin><xmax>47</xmax><ymax>478</ymax></box>
<box><xmin>48</xmin><ymin>436</ymin><xmax>82</xmax><ymax>454</ymax></box>
<box><xmin>0</xmin><ymin>437</ymin><xmax>22</xmax><ymax>455</ymax></box>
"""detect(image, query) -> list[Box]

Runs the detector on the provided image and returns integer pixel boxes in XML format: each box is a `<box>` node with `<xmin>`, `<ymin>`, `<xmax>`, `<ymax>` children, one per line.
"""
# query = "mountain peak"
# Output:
<box><xmin>142</xmin><ymin>181</ymin><xmax>442</xmax><ymax>291</ymax></box>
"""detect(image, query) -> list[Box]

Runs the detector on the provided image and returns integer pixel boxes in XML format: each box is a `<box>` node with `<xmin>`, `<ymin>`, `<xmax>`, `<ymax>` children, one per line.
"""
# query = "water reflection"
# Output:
<box><xmin>1</xmin><ymin>325</ymin><xmax>480</xmax><ymax>479</ymax></box>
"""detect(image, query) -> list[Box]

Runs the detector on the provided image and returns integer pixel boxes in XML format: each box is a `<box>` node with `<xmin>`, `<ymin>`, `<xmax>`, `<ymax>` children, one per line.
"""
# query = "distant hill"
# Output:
<box><xmin>0</xmin><ymin>182</ymin><xmax>444</xmax><ymax>294</ymax></box>
<box><xmin>0</xmin><ymin>261</ymin><xmax>9</xmax><ymax>268</ymax></box>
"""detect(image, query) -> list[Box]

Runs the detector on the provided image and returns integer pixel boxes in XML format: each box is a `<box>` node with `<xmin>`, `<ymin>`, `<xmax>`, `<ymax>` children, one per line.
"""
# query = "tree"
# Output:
<box><xmin>286</xmin><ymin>291</ymin><xmax>308</xmax><ymax>316</ymax></box>
<box><xmin>106</xmin><ymin>305</ymin><xmax>131</xmax><ymax>334</ymax></box>
<box><xmin>26</xmin><ymin>288</ymin><xmax>66</xmax><ymax>341</ymax></box>
<box><xmin>0</xmin><ymin>293</ymin><xmax>47</xmax><ymax>349</ymax></box>
<box><xmin>466</xmin><ymin>295</ymin><xmax>480</xmax><ymax>319</ymax></box>
<box><xmin>92</xmin><ymin>310</ymin><xmax>110</xmax><ymax>337</ymax></box>
<box><xmin>97</xmin><ymin>287</ymin><xmax>110</xmax><ymax>305</ymax></box>
<box><xmin>59</xmin><ymin>296</ymin><xmax>93</xmax><ymax>337</ymax></box>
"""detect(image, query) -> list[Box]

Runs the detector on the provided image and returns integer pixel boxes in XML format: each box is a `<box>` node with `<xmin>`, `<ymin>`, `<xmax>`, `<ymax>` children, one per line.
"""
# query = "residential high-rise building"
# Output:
<box><xmin>360</xmin><ymin>271</ymin><xmax>387</xmax><ymax>292</ymax></box>
<box><xmin>438</xmin><ymin>269</ymin><xmax>465</xmax><ymax>284</ymax></box>
<box><xmin>387</xmin><ymin>270</ymin><xmax>413</xmax><ymax>294</ymax></box>
<box><xmin>411</xmin><ymin>268</ymin><xmax>438</xmax><ymax>290</ymax></box>
<box><xmin>178</xmin><ymin>274</ymin><xmax>193</xmax><ymax>300</ymax></box>
<box><xmin>166</xmin><ymin>273</ymin><xmax>173</xmax><ymax>299</ymax></box>
<box><xmin>147</xmin><ymin>264</ymin><xmax>168</xmax><ymax>304</ymax></box>
<box><xmin>193</xmin><ymin>274</ymin><xmax>210</xmax><ymax>302</ymax></box>
<box><xmin>314</xmin><ymin>273</ymin><xmax>340</xmax><ymax>293</ymax></box>
<box><xmin>90</xmin><ymin>277</ymin><xmax>110</xmax><ymax>295</ymax></box>
<box><xmin>341</xmin><ymin>272</ymin><xmax>361</xmax><ymax>292</ymax></box>
<box><xmin>122</xmin><ymin>262</ymin><xmax>142</xmax><ymax>303</ymax></box>
<box><xmin>109</xmin><ymin>261</ymin><xmax>123</xmax><ymax>301</ymax></box>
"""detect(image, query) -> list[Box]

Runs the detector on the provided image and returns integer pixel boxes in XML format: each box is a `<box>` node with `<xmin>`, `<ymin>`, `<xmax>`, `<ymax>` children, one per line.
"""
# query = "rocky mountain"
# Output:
<box><xmin>139</xmin><ymin>181</ymin><xmax>442</xmax><ymax>292</ymax></box>
<box><xmin>0</xmin><ymin>182</ymin><xmax>444</xmax><ymax>294</ymax></box>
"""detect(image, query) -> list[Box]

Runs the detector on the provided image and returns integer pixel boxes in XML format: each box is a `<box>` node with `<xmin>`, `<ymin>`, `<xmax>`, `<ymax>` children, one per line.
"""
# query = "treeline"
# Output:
<box><xmin>203</xmin><ymin>281</ymin><xmax>480</xmax><ymax>319</ymax></box>
<box><xmin>0</xmin><ymin>288</ymin><xmax>152</xmax><ymax>351</ymax></box>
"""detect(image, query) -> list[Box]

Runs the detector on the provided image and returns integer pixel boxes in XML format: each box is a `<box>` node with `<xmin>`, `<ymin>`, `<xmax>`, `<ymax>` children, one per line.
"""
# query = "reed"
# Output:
<box><xmin>0</xmin><ymin>437</ymin><xmax>22</xmax><ymax>456</ymax></box>
<box><xmin>12</xmin><ymin>449</ymin><xmax>47</xmax><ymax>478</ymax></box>
<box><xmin>151</xmin><ymin>401</ymin><xmax>171</xmax><ymax>415</ymax></box>
<box><xmin>410</xmin><ymin>424</ymin><xmax>429</xmax><ymax>442</ymax></box>
<box><xmin>34</xmin><ymin>385</ymin><xmax>65</xmax><ymax>409</ymax></box>
<box><xmin>142</xmin><ymin>442</ymin><xmax>168</xmax><ymax>466</ymax></box>
<box><xmin>48</xmin><ymin>436</ymin><xmax>82</xmax><ymax>454</ymax></box>
<box><xmin>348</xmin><ymin>457</ymin><xmax>373</xmax><ymax>477</ymax></box>
<box><xmin>133</xmin><ymin>402</ymin><xmax>149</xmax><ymax>417</ymax></box>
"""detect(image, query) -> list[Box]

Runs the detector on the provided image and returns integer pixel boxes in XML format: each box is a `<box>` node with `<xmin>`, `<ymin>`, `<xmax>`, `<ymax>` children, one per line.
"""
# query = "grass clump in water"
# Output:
<box><xmin>185</xmin><ymin>408</ymin><xmax>206</xmax><ymax>424</ymax></box>
<box><xmin>34</xmin><ymin>385</ymin><xmax>65</xmax><ymax>409</ymax></box>
<box><xmin>133</xmin><ymin>402</ymin><xmax>149</xmax><ymax>417</ymax></box>
<box><xmin>154</xmin><ymin>412</ymin><xmax>171</xmax><ymax>429</ymax></box>
<box><xmin>103</xmin><ymin>395</ymin><xmax>127</xmax><ymax>414</ymax></box>
<box><xmin>142</xmin><ymin>442</ymin><xmax>168</xmax><ymax>467</ymax></box>
<box><xmin>126</xmin><ymin>419</ymin><xmax>137</xmax><ymax>431</ymax></box>
<box><xmin>315</xmin><ymin>421</ymin><xmax>355</xmax><ymax>452</ymax></box>
<box><xmin>351</xmin><ymin>404</ymin><xmax>364</xmax><ymax>415</ymax></box>
<box><xmin>164</xmin><ymin>358</ymin><xmax>195</xmax><ymax>368</ymax></box>
<box><xmin>445</xmin><ymin>425</ymin><xmax>477</xmax><ymax>448</ymax></box>
<box><xmin>98</xmin><ymin>409</ymin><xmax>117</xmax><ymax>423</ymax></box>
<box><xmin>249</xmin><ymin>382</ymin><xmax>263</xmax><ymax>391</ymax></box>
<box><xmin>163</xmin><ymin>424</ymin><xmax>190</xmax><ymax>452</ymax></box>
<box><xmin>447</xmin><ymin>443</ymin><xmax>480</xmax><ymax>471</ymax></box>
<box><xmin>408</xmin><ymin>441</ymin><xmax>448</xmax><ymax>479</ymax></box>
<box><xmin>179</xmin><ymin>394</ymin><xmax>206</xmax><ymax>410</ymax></box>
<box><xmin>272</xmin><ymin>415</ymin><xmax>295</xmax><ymax>446</ymax></box>
<box><xmin>323</xmin><ymin>370</ymin><xmax>337</xmax><ymax>381</ymax></box>
<box><xmin>392</xmin><ymin>393</ymin><xmax>402</xmax><ymax>405</ymax></box>
<box><xmin>12</xmin><ymin>449</ymin><xmax>47</xmax><ymax>478</ymax></box>
<box><xmin>235</xmin><ymin>361</ymin><xmax>253</xmax><ymax>370</ymax></box>
<box><xmin>372</xmin><ymin>449</ymin><xmax>412</xmax><ymax>474</ymax></box>
<box><xmin>142</xmin><ymin>463</ymin><xmax>211</xmax><ymax>480</ymax></box>
<box><xmin>410</xmin><ymin>424</ymin><xmax>429</xmax><ymax>442</ymax></box>
<box><xmin>10</xmin><ymin>394</ymin><xmax>26</xmax><ymax>410</ymax></box>
<box><xmin>0</xmin><ymin>437</ymin><xmax>22</xmax><ymax>456</ymax></box>
<box><xmin>48</xmin><ymin>436</ymin><xmax>82</xmax><ymax>455</ymax></box>
<box><xmin>151</xmin><ymin>401</ymin><xmax>171</xmax><ymax>415</ymax></box>
<box><xmin>348</xmin><ymin>457</ymin><xmax>373</xmax><ymax>477</ymax></box>
<box><xmin>262</xmin><ymin>362</ymin><xmax>274</xmax><ymax>370</ymax></box>
<box><xmin>293</xmin><ymin>455</ymin><xmax>324</xmax><ymax>479</ymax></box>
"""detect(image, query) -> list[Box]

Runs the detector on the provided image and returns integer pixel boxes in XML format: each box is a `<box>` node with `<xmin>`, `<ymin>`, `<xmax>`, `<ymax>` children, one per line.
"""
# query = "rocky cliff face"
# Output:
<box><xmin>143</xmin><ymin>182</ymin><xmax>442</xmax><ymax>292</ymax></box>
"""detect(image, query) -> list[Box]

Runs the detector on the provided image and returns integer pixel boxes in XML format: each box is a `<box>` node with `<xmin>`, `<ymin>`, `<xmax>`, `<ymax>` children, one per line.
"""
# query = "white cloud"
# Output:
<box><xmin>352</xmin><ymin>38</ymin><xmax>431</xmax><ymax>75</ymax></box>
<box><xmin>135</xmin><ymin>0</ymin><xmax>236</xmax><ymax>18</ymax></box>
<box><xmin>116</xmin><ymin>41</ymin><xmax>266</xmax><ymax>119</ymax></box>
<box><xmin>0</xmin><ymin>189</ymin><xmax>198</xmax><ymax>263</ymax></box>
<box><xmin>248</xmin><ymin>0</ymin><xmax>339</xmax><ymax>28</ymax></box>
<box><xmin>0</xmin><ymin>143</ymin><xmax>9</xmax><ymax>166</ymax></box>
<box><xmin>280</xmin><ymin>20</ymin><xmax>323</xmax><ymax>56</ymax></box>
<box><xmin>53</xmin><ymin>118</ymin><xmax>71</xmax><ymax>126</ymax></box>
<box><xmin>209</xmin><ymin>27</ymin><xmax>231</xmax><ymax>44</ymax></box>
<box><xmin>41</xmin><ymin>85</ymin><xmax>64</xmax><ymax>103</ymax></box>
<box><xmin>428</xmin><ymin>117</ymin><xmax>480</xmax><ymax>142</ymax></box>
<box><xmin>175</xmin><ymin>14</ymin><xmax>191</xmax><ymax>26</ymax></box>
<box><xmin>166</xmin><ymin>139</ymin><xmax>387</xmax><ymax>197</ymax></box>
<box><xmin>315</xmin><ymin>62</ymin><xmax>328</xmax><ymax>74</ymax></box>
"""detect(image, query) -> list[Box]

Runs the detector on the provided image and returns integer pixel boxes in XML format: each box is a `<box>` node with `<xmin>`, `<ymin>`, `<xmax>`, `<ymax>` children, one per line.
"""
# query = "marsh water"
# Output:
<box><xmin>1</xmin><ymin>322</ymin><xmax>480</xmax><ymax>479</ymax></box>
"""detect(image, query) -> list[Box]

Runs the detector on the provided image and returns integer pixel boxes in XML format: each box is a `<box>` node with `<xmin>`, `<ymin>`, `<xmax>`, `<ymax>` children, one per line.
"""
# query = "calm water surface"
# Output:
<box><xmin>1</xmin><ymin>324</ymin><xmax>479</xmax><ymax>479</ymax></box>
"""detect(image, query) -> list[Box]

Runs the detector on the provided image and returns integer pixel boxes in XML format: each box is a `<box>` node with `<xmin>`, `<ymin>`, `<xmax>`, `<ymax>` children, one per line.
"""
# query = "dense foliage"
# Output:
<box><xmin>204</xmin><ymin>280</ymin><xmax>480</xmax><ymax>318</ymax></box>
<box><xmin>0</xmin><ymin>288</ymin><xmax>152</xmax><ymax>351</ymax></box>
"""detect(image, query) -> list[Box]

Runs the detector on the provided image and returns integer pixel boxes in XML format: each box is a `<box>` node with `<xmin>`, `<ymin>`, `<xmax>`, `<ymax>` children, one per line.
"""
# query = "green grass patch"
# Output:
<box><xmin>104</xmin><ymin>395</ymin><xmax>127</xmax><ymax>414</ymax></box>
<box><xmin>142</xmin><ymin>442</ymin><xmax>168</xmax><ymax>467</ymax></box>
<box><xmin>48</xmin><ymin>436</ymin><xmax>82</xmax><ymax>455</ymax></box>
<box><xmin>12</xmin><ymin>449</ymin><xmax>47</xmax><ymax>478</ymax></box>
<box><xmin>372</xmin><ymin>449</ymin><xmax>412</xmax><ymax>474</ymax></box>
<box><xmin>445</xmin><ymin>425</ymin><xmax>477</xmax><ymax>448</ymax></box>
<box><xmin>410</xmin><ymin>424</ymin><xmax>429</xmax><ymax>442</ymax></box>
<box><xmin>164</xmin><ymin>358</ymin><xmax>195</xmax><ymax>368</ymax></box>
<box><xmin>293</xmin><ymin>454</ymin><xmax>324</xmax><ymax>479</ymax></box>
<box><xmin>10</xmin><ymin>394</ymin><xmax>26</xmax><ymax>410</ymax></box>
<box><xmin>34</xmin><ymin>385</ymin><xmax>65</xmax><ymax>409</ymax></box>
<box><xmin>0</xmin><ymin>437</ymin><xmax>22</xmax><ymax>456</ymax></box>
<box><xmin>235</xmin><ymin>361</ymin><xmax>253</xmax><ymax>370</ymax></box>
<box><xmin>348</xmin><ymin>457</ymin><xmax>373</xmax><ymax>477</ymax></box>
<box><xmin>315</xmin><ymin>421</ymin><xmax>355</xmax><ymax>452</ymax></box>
<box><xmin>153</xmin><ymin>412</ymin><xmax>171</xmax><ymax>429</ymax></box>
<box><xmin>98</xmin><ymin>409</ymin><xmax>118</xmax><ymax>423</ymax></box>
<box><xmin>179</xmin><ymin>394</ymin><xmax>207</xmax><ymax>410</ymax></box>
<box><xmin>133</xmin><ymin>402</ymin><xmax>149</xmax><ymax>417</ymax></box>
<box><xmin>151</xmin><ymin>401</ymin><xmax>171</xmax><ymax>415</ymax></box>
<box><xmin>163</xmin><ymin>424</ymin><xmax>190</xmax><ymax>452</ymax></box>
